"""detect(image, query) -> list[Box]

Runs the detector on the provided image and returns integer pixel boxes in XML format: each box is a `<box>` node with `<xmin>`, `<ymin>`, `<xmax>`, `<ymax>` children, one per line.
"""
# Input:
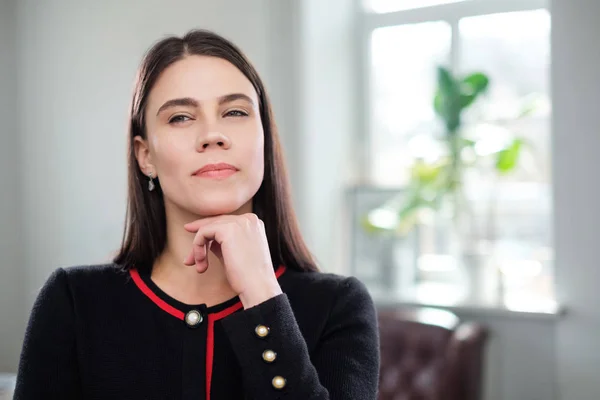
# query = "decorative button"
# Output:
<box><xmin>185</xmin><ymin>310</ymin><xmax>203</xmax><ymax>328</ymax></box>
<box><xmin>272</xmin><ymin>376</ymin><xmax>286</xmax><ymax>390</ymax></box>
<box><xmin>255</xmin><ymin>325</ymin><xmax>270</xmax><ymax>338</ymax></box>
<box><xmin>262</xmin><ymin>350</ymin><xmax>277</xmax><ymax>363</ymax></box>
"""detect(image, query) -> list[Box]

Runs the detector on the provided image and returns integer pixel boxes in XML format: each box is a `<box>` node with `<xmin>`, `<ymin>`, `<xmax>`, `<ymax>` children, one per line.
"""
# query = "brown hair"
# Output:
<box><xmin>114</xmin><ymin>29</ymin><xmax>318</xmax><ymax>273</ymax></box>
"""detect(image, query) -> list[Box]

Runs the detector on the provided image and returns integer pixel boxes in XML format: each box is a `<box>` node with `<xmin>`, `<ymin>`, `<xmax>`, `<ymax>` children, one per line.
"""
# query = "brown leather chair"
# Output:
<box><xmin>377</xmin><ymin>307</ymin><xmax>488</xmax><ymax>400</ymax></box>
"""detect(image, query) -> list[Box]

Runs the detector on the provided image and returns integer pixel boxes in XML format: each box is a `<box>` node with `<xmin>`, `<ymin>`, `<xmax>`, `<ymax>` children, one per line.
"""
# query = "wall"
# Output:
<box><xmin>454</xmin><ymin>311</ymin><xmax>557</xmax><ymax>400</ymax></box>
<box><xmin>263</xmin><ymin>0</ymin><xmax>303</xmax><ymax>211</ymax></box>
<box><xmin>0</xmin><ymin>0</ymin><xmax>23</xmax><ymax>373</ymax></box>
<box><xmin>552</xmin><ymin>0</ymin><xmax>600</xmax><ymax>398</ymax></box>
<box><xmin>297</xmin><ymin>0</ymin><xmax>357</xmax><ymax>273</ymax></box>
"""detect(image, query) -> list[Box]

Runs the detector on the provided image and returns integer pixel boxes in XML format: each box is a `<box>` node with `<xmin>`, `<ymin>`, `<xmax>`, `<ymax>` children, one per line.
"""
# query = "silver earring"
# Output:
<box><xmin>148</xmin><ymin>173</ymin><xmax>155</xmax><ymax>192</ymax></box>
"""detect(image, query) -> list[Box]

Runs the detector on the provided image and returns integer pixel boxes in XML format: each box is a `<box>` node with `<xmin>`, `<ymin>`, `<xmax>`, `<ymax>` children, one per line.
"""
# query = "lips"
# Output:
<box><xmin>193</xmin><ymin>163</ymin><xmax>238</xmax><ymax>179</ymax></box>
<box><xmin>193</xmin><ymin>163</ymin><xmax>238</xmax><ymax>175</ymax></box>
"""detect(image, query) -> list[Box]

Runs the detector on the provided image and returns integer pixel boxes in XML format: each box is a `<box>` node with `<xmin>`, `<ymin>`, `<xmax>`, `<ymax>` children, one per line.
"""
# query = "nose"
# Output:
<box><xmin>195</xmin><ymin>131</ymin><xmax>232</xmax><ymax>152</ymax></box>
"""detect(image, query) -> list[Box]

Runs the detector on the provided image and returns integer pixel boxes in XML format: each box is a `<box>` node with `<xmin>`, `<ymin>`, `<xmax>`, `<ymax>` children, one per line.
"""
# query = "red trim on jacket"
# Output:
<box><xmin>129</xmin><ymin>265</ymin><xmax>288</xmax><ymax>400</ymax></box>
<box><xmin>275</xmin><ymin>265</ymin><xmax>286</xmax><ymax>279</ymax></box>
<box><xmin>129</xmin><ymin>268</ymin><xmax>185</xmax><ymax>320</ymax></box>
<box><xmin>205</xmin><ymin>301</ymin><xmax>244</xmax><ymax>399</ymax></box>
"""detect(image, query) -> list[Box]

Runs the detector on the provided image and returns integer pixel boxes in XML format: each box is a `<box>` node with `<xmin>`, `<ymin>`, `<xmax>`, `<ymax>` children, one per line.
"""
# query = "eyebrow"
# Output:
<box><xmin>217</xmin><ymin>93</ymin><xmax>255</xmax><ymax>107</ymax></box>
<box><xmin>156</xmin><ymin>93</ymin><xmax>256</xmax><ymax>116</ymax></box>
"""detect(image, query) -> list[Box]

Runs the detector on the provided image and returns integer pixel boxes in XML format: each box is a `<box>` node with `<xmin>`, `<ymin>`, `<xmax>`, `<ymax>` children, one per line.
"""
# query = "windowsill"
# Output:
<box><xmin>370</xmin><ymin>283</ymin><xmax>564</xmax><ymax>320</ymax></box>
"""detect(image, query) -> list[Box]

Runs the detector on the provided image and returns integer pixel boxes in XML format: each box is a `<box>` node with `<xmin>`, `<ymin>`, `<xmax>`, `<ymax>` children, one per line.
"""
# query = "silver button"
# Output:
<box><xmin>262</xmin><ymin>350</ymin><xmax>277</xmax><ymax>363</ymax></box>
<box><xmin>185</xmin><ymin>310</ymin><xmax>203</xmax><ymax>327</ymax></box>
<box><xmin>272</xmin><ymin>376</ymin><xmax>286</xmax><ymax>390</ymax></box>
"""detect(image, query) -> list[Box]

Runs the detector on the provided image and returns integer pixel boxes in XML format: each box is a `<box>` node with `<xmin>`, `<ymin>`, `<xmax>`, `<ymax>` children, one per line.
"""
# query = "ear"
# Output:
<box><xmin>134</xmin><ymin>135</ymin><xmax>155</xmax><ymax>176</ymax></box>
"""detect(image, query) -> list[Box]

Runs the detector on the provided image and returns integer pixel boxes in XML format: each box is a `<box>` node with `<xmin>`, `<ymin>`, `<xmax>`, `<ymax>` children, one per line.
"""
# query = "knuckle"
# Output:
<box><xmin>247</xmin><ymin>213</ymin><xmax>260</xmax><ymax>225</ymax></box>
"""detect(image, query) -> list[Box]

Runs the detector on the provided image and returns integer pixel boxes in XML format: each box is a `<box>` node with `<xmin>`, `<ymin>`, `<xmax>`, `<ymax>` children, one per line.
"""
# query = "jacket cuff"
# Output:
<box><xmin>221</xmin><ymin>294</ymin><xmax>323</xmax><ymax>398</ymax></box>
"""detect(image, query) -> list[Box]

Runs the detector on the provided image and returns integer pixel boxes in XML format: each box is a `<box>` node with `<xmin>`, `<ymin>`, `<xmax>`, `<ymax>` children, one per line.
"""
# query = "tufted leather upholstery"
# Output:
<box><xmin>377</xmin><ymin>307</ymin><xmax>488</xmax><ymax>400</ymax></box>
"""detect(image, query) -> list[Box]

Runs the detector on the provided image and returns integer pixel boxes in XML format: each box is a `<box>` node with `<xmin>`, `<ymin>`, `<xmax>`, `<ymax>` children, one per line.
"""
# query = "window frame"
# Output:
<box><xmin>356</xmin><ymin>0</ymin><xmax>550</xmax><ymax>182</ymax></box>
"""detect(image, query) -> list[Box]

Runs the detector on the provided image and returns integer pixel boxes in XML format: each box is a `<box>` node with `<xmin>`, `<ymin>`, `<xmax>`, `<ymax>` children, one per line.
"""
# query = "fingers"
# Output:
<box><xmin>183</xmin><ymin>249</ymin><xmax>195</xmax><ymax>266</ymax></box>
<box><xmin>184</xmin><ymin>215</ymin><xmax>225</xmax><ymax>232</ymax></box>
<box><xmin>193</xmin><ymin>244</ymin><xmax>209</xmax><ymax>273</ymax></box>
<box><xmin>184</xmin><ymin>213</ymin><xmax>258</xmax><ymax>232</ymax></box>
<box><xmin>192</xmin><ymin>226</ymin><xmax>210</xmax><ymax>271</ymax></box>
<box><xmin>184</xmin><ymin>223</ymin><xmax>226</xmax><ymax>273</ymax></box>
<box><xmin>182</xmin><ymin>214</ymin><xmax>260</xmax><ymax>272</ymax></box>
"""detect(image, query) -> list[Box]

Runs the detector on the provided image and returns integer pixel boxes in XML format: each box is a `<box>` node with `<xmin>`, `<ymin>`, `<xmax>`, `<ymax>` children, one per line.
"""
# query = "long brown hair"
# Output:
<box><xmin>114</xmin><ymin>29</ymin><xmax>318</xmax><ymax>273</ymax></box>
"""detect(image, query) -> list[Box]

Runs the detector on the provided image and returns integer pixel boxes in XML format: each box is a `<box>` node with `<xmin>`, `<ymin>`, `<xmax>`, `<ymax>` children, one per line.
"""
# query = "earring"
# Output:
<box><xmin>148</xmin><ymin>173</ymin><xmax>155</xmax><ymax>192</ymax></box>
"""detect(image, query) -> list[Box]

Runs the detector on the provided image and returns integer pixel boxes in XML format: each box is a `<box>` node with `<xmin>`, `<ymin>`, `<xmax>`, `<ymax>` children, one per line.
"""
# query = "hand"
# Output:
<box><xmin>183</xmin><ymin>213</ymin><xmax>283</xmax><ymax>309</ymax></box>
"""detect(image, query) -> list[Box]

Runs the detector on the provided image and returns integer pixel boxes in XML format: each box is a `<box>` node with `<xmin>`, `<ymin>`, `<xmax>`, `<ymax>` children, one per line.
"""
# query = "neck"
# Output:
<box><xmin>151</xmin><ymin>200</ymin><xmax>252</xmax><ymax>307</ymax></box>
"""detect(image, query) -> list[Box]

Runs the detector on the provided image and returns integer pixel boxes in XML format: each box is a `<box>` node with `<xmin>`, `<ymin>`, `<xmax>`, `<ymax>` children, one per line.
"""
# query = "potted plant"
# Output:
<box><xmin>364</xmin><ymin>66</ymin><xmax>529</xmax><ymax>300</ymax></box>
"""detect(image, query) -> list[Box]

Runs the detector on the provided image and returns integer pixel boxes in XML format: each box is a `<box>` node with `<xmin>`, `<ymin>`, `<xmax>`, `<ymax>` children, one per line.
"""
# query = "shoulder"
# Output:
<box><xmin>38</xmin><ymin>263</ymin><xmax>129</xmax><ymax>301</ymax></box>
<box><xmin>280</xmin><ymin>268</ymin><xmax>375</xmax><ymax>319</ymax></box>
<box><xmin>27</xmin><ymin>264</ymin><xmax>126</xmax><ymax>324</ymax></box>
<box><xmin>60</xmin><ymin>263</ymin><xmax>128</xmax><ymax>281</ymax></box>
<box><xmin>277</xmin><ymin>268</ymin><xmax>378</xmax><ymax>353</ymax></box>
<box><xmin>281</xmin><ymin>268</ymin><xmax>371</xmax><ymax>298</ymax></box>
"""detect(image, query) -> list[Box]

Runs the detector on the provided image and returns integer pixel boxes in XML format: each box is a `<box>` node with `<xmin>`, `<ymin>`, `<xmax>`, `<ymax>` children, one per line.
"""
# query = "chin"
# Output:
<box><xmin>190</xmin><ymin>192</ymin><xmax>253</xmax><ymax>217</ymax></box>
<box><xmin>196</xmin><ymin>204</ymin><xmax>244</xmax><ymax>217</ymax></box>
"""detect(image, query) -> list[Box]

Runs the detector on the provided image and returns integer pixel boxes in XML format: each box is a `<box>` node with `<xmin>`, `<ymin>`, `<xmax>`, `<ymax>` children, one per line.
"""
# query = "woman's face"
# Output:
<box><xmin>135</xmin><ymin>55</ymin><xmax>265</xmax><ymax>217</ymax></box>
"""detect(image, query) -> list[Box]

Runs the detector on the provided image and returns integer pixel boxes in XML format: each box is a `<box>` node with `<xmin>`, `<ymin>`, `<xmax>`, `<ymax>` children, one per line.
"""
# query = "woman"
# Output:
<box><xmin>14</xmin><ymin>29</ymin><xmax>380</xmax><ymax>400</ymax></box>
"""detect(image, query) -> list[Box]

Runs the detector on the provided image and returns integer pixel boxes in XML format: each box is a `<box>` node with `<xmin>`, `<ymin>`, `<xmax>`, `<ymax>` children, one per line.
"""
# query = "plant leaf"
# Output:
<box><xmin>459</xmin><ymin>94</ymin><xmax>479</xmax><ymax>109</ymax></box>
<box><xmin>434</xmin><ymin>66</ymin><xmax>461</xmax><ymax>133</ymax></box>
<box><xmin>395</xmin><ymin>194</ymin><xmax>435</xmax><ymax>235</ymax></box>
<box><xmin>437</xmin><ymin>66</ymin><xmax>458</xmax><ymax>97</ymax></box>
<box><xmin>460</xmin><ymin>73</ymin><xmax>489</xmax><ymax>109</ymax></box>
<box><xmin>461</xmin><ymin>138</ymin><xmax>477</xmax><ymax>148</ymax></box>
<box><xmin>463</xmin><ymin>73</ymin><xmax>489</xmax><ymax>94</ymax></box>
<box><xmin>410</xmin><ymin>161</ymin><xmax>443</xmax><ymax>184</ymax></box>
<box><xmin>496</xmin><ymin>138</ymin><xmax>523</xmax><ymax>173</ymax></box>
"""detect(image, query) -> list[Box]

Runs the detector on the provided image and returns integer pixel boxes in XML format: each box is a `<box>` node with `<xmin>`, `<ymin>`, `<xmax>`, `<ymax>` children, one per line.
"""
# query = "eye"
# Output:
<box><xmin>168</xmin><ymin>115</ymin><xmax>192</xmax><ymax>124</ymax></box>
<box><xmin>224</xmin><ymin>109</ymin><xmax>249</xmax><ymax>117</ymax></box>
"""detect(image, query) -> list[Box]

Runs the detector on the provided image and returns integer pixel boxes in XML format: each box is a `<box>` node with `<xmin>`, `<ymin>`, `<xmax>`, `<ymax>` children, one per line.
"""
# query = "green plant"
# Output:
<box><xmin>364</xmin><ymin>66</ymin><xmax>525</xmax><ymax>235</ymax></box>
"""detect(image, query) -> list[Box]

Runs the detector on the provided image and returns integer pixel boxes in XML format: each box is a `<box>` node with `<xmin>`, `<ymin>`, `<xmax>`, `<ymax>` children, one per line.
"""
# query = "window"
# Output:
<box><xmin>356</xmin><ymin>0</ymin><xmax>554</xmax><ymax>311</ymax></box>
<box><xmin>365</xmin><ymin>0</ymin><xmax>470</xmax><ymax>13</ymax></box>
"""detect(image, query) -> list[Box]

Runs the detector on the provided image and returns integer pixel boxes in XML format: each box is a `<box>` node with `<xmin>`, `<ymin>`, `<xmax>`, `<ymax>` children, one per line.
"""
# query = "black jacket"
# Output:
<box><xmin>14</xmin><ymin>263</ymin><xmax>380</xmax><ymax>399</ymax></box>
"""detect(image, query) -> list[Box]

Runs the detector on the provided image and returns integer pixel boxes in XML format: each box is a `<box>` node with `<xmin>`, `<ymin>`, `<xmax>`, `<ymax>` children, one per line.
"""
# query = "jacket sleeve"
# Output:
<box><xmin>221</xmin><ymin>276</ymin><xmax>380</xmax><ymax>399</ymax></box>
<box><xmin>14</xmin><ymin>268</ymin><xmax>83</xmax><ymax>400</ymax></box>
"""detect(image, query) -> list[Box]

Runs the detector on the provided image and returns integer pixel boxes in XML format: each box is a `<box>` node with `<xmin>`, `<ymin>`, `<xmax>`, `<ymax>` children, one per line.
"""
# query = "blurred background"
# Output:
<box><xmin>0</xmin><ymin>0</ymin><xmax>599</xmax><ymax>399</ymax></box>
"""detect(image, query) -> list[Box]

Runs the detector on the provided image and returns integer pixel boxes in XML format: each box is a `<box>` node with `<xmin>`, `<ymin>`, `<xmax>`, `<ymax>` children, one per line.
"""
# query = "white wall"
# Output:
<box><xmin>0</xmin><ymin>0</ymin><xmax>24</xmax><ymax>373</ymax></box>
<box><xmin>297</xmin><ymin>0</ymin><xmax>357</xmax><ymax>273</ymax></box>
<box><xmin>453</xmin><ymin>312</ymin><xmax>557</xmax><ymax>400</ymax></box>
<box><xmin>552</xmin><ymin>0</ymin><xmax>600</xmax><ymax>398</ymax></box>
<box><xmin>262</xmin><ymin>0</ymin><xmax>303</xmax><ymax>211</ymax></box>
